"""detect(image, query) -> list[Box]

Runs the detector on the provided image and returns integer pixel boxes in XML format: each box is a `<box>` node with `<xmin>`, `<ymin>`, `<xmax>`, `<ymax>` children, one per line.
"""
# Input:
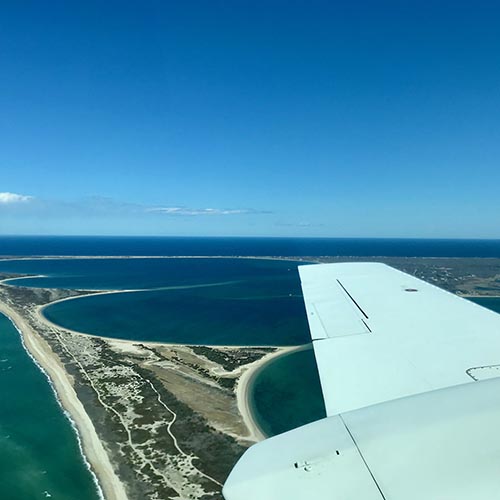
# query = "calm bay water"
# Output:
<box><xmin>249</xmin><ymin>346</ymin><xmax>326</xmax><ymax>436</ymax></box>
<box><xmin>0</xmin><ymin>257</ymin><xmax>311</xmax><ymax>345</ymax></box>
<box><xmin>44</xmin><ymin>288</ymin><xmax>310</xmax><ymax>346</ymax></box>
<box><xmin>0</xmin><ymin>314</ymin><xmax>100</xmax><ymax>500</ymax></box>
<box><xmin>1</xmin><ymin>236</ymin><xmax>500</xmax><ymax>452</ymax></box>
<box><xmin>0</xmin><ymin>256</ymin><xmax>306</xmax><ymax>290</ymax></box>
<box><xmin>40</xmin><ymin>260</ymin><xmax>309</xmax><ymax>345</ymax></box>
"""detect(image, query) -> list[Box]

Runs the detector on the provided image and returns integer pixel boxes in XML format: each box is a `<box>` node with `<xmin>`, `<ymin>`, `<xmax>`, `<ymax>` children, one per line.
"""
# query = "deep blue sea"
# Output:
<box><xmin>1</xmin><ymin>235</ymin><xmax>500</xmax><ymax>257</ymax></box>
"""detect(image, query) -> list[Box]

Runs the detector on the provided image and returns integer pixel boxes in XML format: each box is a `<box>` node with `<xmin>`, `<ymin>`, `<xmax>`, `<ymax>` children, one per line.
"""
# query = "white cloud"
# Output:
<box><xmin>0</xmin><ymin>194</ymin><xmax>272</xmax><ymax>221</ymax></box>
<box><xmin>0</xmin><ymin>192</ymin><xmax>33</xmax><ymax>204</ymax></box>
<box><xmin>149</xmin><ymin>207</ymin><xmax>258</xmax><ymax>216</ymax></box>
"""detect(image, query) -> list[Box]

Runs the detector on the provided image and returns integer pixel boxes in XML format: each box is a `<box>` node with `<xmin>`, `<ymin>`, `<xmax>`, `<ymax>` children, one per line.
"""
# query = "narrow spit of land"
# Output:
<box><xmin>1</xmin><ymin>255</ymin><xmax>500</xmax><ymax>500</ymax></box>
<box><xmin>0</xmin><ymin>278</ymin><xmax>282</xmax><ymax>499</ymax></box>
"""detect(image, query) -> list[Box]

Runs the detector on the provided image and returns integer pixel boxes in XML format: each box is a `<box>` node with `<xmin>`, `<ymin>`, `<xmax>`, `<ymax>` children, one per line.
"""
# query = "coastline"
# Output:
<box><xmin>35</xmin><ymin>292</ymin><xmax>292</xmax><ymax>454</ymax></box>
<box><xmin>36</xmin><ymin>287</ymin><xmax>309</xmax><ymax>349</ymax></box>
<box><xmin>0</xmin><ymin>255</ymin><xmax>317</xmax><ymax>264</ymax></box>
<box><xmin>0</xmin><ymin>301</ymin><xmax>128</xmax><ymax>500</ymax></box>
<box><xmin>30</xmin><ymin>289</ymin><xmax>500</xmax><ymax>446</ymax></box>
<box><xmin>236</xmin><ymin>345</ymin><xmax>309</xmax><ymax>441</ymax></box>
<box><xmin>35</xmin><ymin>287</ymin><xmax>305</xmax><ymax>444</ymax></box>
<box><xmin>4</xmin><ymin>254</ymin><xmax>500</xmax><ymax>495</ymax></box>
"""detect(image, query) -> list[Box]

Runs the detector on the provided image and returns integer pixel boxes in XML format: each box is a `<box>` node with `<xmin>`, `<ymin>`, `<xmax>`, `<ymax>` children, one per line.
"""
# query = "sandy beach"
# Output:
<box><xmin>35</xmin><ymin>291</ymin><xmax>302</xmax><ymax>444</ymax></box>
<box><xmin>4</xmin><ymin>286</ymin><xmax>292</xmax><ymax>494</ymax></box>
<box><xmin>35</xmin><ymin>289</ymin><xmax>305</xmax><ymax>445</ymax></box>
<box><xmin>36</xmin><ymin>293</ymin><xmax>294</xmax><ymax>444</ymax></box>
<box><xmin>235</xmin><ymin>345</ymin><xmax>307</xmax><ymax>441</ymax></box>
<box><xmin>0</xmin><ymin>301</ymin><xmax>129</xmax><ymax>500</ymax></box>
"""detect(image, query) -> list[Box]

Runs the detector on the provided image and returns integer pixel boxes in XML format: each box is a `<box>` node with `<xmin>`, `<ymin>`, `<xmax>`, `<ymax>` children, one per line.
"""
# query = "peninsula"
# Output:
<box><xmin>0</xmin><ymin>255</ymin><xmax>499</xmax><ymax>499</ymax></box>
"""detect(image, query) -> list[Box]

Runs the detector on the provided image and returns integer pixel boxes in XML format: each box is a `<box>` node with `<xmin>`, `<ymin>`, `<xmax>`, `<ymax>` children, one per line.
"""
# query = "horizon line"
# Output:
<box><xmin>1</xmin><ymin>234</ymin><xmax>500</xmax><ymax>242</ymax></box>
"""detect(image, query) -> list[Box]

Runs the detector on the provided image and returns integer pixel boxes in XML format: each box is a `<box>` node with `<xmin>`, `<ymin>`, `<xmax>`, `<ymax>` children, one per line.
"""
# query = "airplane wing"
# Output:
<box><xmin>223</xmin><ymin>263</ymin><xmax>500</xmax><ymax>500</ymax></box>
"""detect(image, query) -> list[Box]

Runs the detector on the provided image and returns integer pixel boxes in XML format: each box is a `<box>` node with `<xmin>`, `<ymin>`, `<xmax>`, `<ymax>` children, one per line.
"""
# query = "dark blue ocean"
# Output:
<box><xmin>2</xmin><ymin>235</ymin><xmax>500</xmax><ymax>257</ymax></box>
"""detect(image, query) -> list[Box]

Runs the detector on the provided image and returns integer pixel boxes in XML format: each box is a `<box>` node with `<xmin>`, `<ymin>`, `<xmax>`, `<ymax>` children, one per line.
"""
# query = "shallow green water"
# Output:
<box><xmin>0</xmin><ymin>314</ymin><xmax>101</xmax><ymax>500</ymax></box>
<box><xmin>250</xmin><ymin>346</ymin><xmax>326</xmax><ymax>436</ymax></box>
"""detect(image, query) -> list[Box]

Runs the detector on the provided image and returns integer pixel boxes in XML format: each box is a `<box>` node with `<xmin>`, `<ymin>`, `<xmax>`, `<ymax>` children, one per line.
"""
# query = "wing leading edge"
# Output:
<box><xmin>223</xmin><ymin>263</ymin><xmax>500</xmax><ymax>500</ymax></box>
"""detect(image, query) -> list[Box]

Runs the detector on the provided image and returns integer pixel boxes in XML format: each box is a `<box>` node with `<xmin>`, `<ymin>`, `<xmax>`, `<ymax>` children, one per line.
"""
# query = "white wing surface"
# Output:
<box><xmin>300</xmin><ymin>262</ymin><xmax>500</xmax><ymax>415</ymax></box>
<box><xmin>223</xmin><ymin>263</ymin><xmax>500</xmax><ymax>500</ymax></box>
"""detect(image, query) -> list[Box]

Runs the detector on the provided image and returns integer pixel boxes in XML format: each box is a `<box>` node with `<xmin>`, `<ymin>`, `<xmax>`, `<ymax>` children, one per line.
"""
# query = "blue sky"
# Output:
<box><xmin>1</xmin><ymin>1</ymin><xmax>499</xmax><ymax>237</ymax></box>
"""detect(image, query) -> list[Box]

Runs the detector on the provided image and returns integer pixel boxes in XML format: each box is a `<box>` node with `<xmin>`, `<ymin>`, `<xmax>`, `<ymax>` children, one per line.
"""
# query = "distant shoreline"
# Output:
<box><xmin>3</xmin><ymin>254</ymin><xmax>500</xmax><ymax>261</ymax></box>
<box><xmin>0</xmin><ymin>254</ymin><xmax>316</xmax><ymax>263</ymax></box>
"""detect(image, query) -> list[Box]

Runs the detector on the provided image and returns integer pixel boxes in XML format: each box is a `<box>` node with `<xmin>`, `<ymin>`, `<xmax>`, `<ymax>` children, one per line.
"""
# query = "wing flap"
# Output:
<box><xmin>224</xmin><ymin>378</ymin><xmax>500</xmax><ymax>500</ymax></box>
<box><xmin>300</xmin><ymin>270</ymin><xmax>372</xmax><ymax>339</ymax></box>
<box><xmin>223</xmin><ymin>415</ymin><xmax>384</xmax><ymax>500</ymax></box>
<box><xmin>299</xmin><ymin>263</ymin><xmax>500</xmax><ymax>415</ymax></box>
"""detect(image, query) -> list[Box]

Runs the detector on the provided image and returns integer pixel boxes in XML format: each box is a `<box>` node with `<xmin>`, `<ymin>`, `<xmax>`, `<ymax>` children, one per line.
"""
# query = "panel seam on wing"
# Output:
<box><xmin>339</xmin><ymin>414</ymin><xmax>387</xmax><ymax>500</ymax></box>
